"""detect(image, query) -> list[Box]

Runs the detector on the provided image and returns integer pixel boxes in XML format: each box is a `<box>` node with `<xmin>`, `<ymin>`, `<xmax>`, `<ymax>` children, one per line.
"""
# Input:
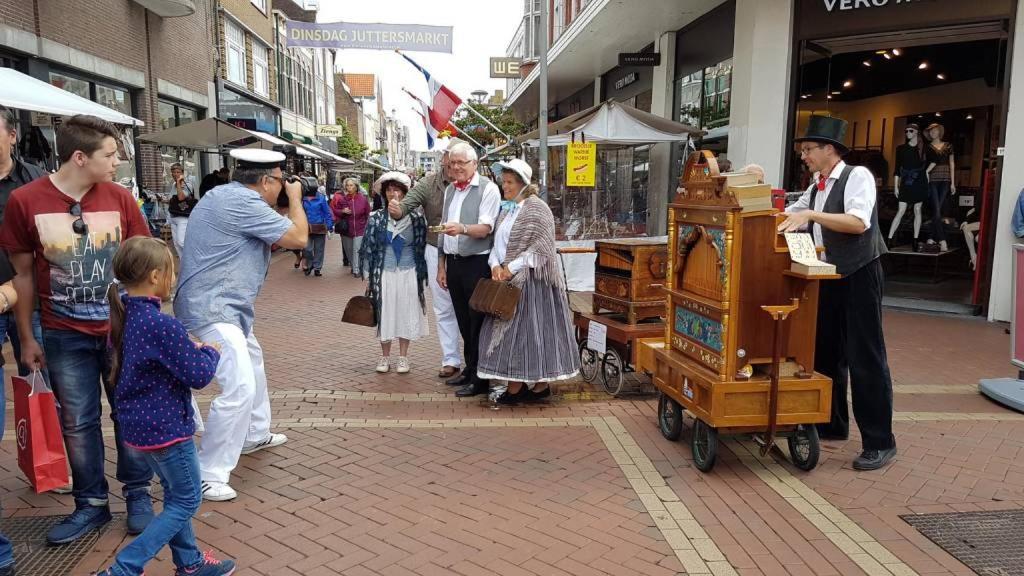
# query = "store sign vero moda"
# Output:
<box><xmin>823</xmin><ymin>0</ymin><xmax>922</xmax><ymax>11</ymax></box>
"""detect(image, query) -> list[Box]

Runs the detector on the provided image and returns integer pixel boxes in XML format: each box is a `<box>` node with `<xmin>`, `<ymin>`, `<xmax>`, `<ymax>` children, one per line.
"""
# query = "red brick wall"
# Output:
<box><xmin>334</xmin><ymin>75</ymin><xmax>364</xmax><ymax>144</ymax></box>
<box><xmin>35</xmin><ymin>0</ymin><xmax>149</xmax><ymax>74</ymax></box>
<box><xmin>148</xmin><ymin>6</ymin><xmax>216</xmax><ymax>96</ymax></box>
<box><xmin>0</xmin><ymin>0</ymin><xmax>37</xmax><ymax>34</ymax></box>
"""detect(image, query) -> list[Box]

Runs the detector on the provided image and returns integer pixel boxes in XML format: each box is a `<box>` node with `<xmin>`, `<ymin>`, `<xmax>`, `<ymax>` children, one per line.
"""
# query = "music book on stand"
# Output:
<box><xmin>784</xmin><ymin>232</ymin><xmax>836</xmax><ymax>276</ymax></box>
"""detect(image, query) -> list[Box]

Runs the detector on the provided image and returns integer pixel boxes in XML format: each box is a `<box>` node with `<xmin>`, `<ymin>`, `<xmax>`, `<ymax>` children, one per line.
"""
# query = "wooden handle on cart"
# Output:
<box><xmin>557</xmin><ymin>247</ymin><xmax>598</xmax><ymax>254</ymax></box>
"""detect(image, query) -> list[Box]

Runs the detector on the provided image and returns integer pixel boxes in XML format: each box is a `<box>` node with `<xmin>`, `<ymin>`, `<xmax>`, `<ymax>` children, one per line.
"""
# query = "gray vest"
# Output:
<box><xmin>441</xmin><ymin>176</ymin><xmax>495</xmax><ymax>256</ymax></box>
<box><xmin>811</xmin><ymin>164</ymin><xmax>887</xmax><ymax>277</ymax></box>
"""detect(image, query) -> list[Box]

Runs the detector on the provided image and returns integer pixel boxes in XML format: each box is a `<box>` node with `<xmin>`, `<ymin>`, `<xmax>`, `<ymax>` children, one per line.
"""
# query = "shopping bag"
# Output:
<box><xmin>13</xmin><ymin>371</ymin><xmax>70</xmax><ymax>494</ymax></box>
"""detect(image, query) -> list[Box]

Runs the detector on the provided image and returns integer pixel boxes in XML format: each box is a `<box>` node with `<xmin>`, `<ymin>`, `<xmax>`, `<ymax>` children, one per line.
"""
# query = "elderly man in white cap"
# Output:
<box><xmin>389</xmin><ymin>138</ymin><xmax>466</xmax><ymax>380</ymax></box>
<box><xmin>174</xmin><ymin>148</ymin><xmax>309</xmax><ymax>501</ymax></box>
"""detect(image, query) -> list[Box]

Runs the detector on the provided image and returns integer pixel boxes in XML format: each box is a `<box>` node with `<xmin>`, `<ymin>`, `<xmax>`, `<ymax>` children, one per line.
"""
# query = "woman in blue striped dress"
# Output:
<box><xmin>477</xmin><ymin>159</ymin><xmax>580</xmax><ymax>404</ymax></box>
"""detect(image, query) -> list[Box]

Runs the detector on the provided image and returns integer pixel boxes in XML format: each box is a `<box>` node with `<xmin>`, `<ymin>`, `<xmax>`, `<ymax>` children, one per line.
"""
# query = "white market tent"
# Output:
<box><xmin>521</xmin><ymin>99</ymin><xmax>700</xmax><ymax>147</ymax></box>
<box><xmin>137</xmin><ymin>117</ymin><xmax>250</xmax><ymax>148</ymax></box>
<box><xmin>0</xmin><ymin>67</ymin><xmax>143</xmax><ymax>125</ymax></box>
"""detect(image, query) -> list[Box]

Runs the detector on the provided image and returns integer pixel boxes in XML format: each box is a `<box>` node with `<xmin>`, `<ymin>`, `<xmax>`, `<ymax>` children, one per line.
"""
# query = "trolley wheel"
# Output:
<box><xmin>691</xmin><ymin>419</ymin><xmax>719</xmax><ymax>472</ymax></box>
<box><xmin>658</xmin><ymin>393</ymin><xmax>683</xmax><ymax>441</ymax></box>
<box><xmin>601</xmin><ymin>347</ymin><xmax>625</xmax><ymax>396</ymax></box>
<box><xmin>787</xmin><ymin>424</ymin><xmax>820</xmax><ymax>472</ymax></box>
<box><xmin>579</xmin><ymin>341</ymin><xmax>600</xmax><ymax>383</ymax></box>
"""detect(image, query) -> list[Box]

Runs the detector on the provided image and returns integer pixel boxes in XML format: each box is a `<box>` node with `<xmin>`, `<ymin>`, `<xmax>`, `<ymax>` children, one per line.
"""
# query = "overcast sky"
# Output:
<box><xmin>316</xmin><ymin>0</ymin><xmax>522</xmax><ymax>152</ymax></box>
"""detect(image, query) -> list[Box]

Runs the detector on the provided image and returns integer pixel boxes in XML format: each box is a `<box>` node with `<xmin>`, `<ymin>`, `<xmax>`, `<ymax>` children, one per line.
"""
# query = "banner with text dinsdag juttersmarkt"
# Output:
<box><xmin>285</xmin><ymin>21</ymin><xmax>453</xmax><ymax>54</ymax></box>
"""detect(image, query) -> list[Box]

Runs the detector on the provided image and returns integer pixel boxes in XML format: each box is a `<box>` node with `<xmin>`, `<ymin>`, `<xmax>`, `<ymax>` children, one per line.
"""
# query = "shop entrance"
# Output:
<box><xmin>789</xmin><ymin>23</ymin><xmax>1010</xmax><ymax>315</ymax></box>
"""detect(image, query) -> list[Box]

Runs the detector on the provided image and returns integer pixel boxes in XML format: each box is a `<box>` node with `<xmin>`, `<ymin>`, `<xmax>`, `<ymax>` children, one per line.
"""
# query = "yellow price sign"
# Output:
<box><xmin>566</xmin><ymin>141</ymin><xmax>596</xmax><ymax>187</ymax></box>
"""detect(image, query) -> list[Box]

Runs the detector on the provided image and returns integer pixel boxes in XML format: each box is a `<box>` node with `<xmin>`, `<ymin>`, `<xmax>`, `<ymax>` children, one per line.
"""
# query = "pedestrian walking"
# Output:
<box><xmin>779</xmin><ymin>115</ymin><xmax>896</xmax><ymax>471</ymax></box>
<box><xmin>301</xmin><ymin>184</ymin><xmax>333</xmax><ymax>277</ymax></box>
<box><xmin>332</xmin><ymin>177</ymin><xmax>370</xmax><ymax>276</ymax></box>
<box><xmin>390</xmin><ymin>138</ymin><xmax>465</xmax><ymax>379</ymax></box>
<box><xmin>96</xmin><ymin>236</ymin><xmax>235</xmax><ymax>576</ymax></box>
<box><xmin>166</xmin><ymin>162</ymin><xmax>197</xmax><ymax>257</ymax></box>
<box><xmin>360</xmin><ymin>172</ymin><xmax>429</xmax><ymax>374</ymax></box>
<box><xmin>0</xmin><ymin>114</ymin><xmax>156</xmax><ymax>544</ymax></box>
<box><xmin>174</xmin><ymin>148</ymin><xmax>308</xmax><ymax>501</ymax></box>
<box><xmin>0</xmin><ymin>249</ymin><xmax>19</xmax><ymax>576</ymax></box>
<box><xmin>478</xmin><ymin>159</ymin><xmax>579</xmax><ymax>404</ymax></box>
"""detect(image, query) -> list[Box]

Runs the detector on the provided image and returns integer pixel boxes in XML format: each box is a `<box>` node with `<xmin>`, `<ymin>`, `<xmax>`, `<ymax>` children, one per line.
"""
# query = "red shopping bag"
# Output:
<box><xmin>13</xmin><ymin>371</ymin><xmax>70</xmax><ymax>493</ymax></box>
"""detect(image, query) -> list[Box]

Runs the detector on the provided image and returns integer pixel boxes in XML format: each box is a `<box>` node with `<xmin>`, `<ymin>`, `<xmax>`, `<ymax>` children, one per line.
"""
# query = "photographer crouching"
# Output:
<box><xmin>173</xmin><ymin>148</ymin><xmax>308</xmax><ymax>501</ymax></box>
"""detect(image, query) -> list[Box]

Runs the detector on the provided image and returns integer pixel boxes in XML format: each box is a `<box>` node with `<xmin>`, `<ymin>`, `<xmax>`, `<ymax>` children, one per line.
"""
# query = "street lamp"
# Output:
<box><xmin>471</xmin><ymin>89</ymin><xmax>488</xmax><ymax>104</ymax></box>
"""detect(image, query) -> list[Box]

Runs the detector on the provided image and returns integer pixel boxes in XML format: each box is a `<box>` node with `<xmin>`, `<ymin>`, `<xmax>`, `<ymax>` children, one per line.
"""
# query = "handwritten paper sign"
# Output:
<box><xmin>587</xmin><ymin>320</ymin><xmax>607</xmax><ymax>356</ymax></box>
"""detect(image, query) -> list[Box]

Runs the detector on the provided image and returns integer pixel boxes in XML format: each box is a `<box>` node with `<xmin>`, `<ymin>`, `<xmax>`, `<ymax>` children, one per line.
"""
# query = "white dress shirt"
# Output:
<box><xmin>488</xmin><ymin>202</ymin><xmax>539</xmax><ymax>273</ymax></box>
<box><xmin>443</xmin><ymin>172</ymin><xmax>501</xmax><ymax>256</ymax></box>
<box><xmin>785</xmin><ymin>161</ymin><xmax>876</xmax><ymax>252</ymax></box>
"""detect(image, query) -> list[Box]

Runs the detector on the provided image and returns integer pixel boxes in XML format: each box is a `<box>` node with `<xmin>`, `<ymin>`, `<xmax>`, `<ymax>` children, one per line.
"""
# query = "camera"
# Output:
<box><xmin>269</xmin><ymin>144</ymin><xmax>319</xmax><ymax>207</ymax></box>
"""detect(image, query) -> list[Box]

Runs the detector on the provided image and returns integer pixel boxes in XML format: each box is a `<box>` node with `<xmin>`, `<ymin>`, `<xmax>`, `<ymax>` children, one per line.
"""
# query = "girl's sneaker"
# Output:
<box><xmin>375</xmin><ymin>356</ymin><xmax>390</xmax><ymax>373</ymax></box>
<box><xmin>177</xmin><ymin>551</ymin><xmax>236</xmax><ymax>576</ymax></box>
<box><xmin>396</xmin><ymin>357</ymin><xmax>410</xmax><ymax>374</ymax></box>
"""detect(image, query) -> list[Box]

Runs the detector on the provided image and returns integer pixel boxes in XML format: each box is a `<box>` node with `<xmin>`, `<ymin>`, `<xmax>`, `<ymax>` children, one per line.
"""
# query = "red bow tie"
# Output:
<box><xmin>454</xmin><ymin>181</ymin><xmax>471</xmax><ymax>191</ymax></box>
<box><xmin>817</xmin><ymin>174</ymin><xmax>827</xmax><ymax>192</ymax></box>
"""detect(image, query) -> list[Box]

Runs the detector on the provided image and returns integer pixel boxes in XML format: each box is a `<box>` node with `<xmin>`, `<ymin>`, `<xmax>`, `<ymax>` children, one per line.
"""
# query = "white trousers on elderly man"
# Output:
<box><xmin>194</xmin><ymin>322</ymin><xmax>272</xmax><ymax>485</ymax></box>
<box><xmin>425</xmin><ymin>244</ymin><xmax>462</xmax><ymax>368</ymax></box>
<box><xmin>169</xmin><ymin>216</ymin><xmax>188</xmax><ymax>257</ymax></box>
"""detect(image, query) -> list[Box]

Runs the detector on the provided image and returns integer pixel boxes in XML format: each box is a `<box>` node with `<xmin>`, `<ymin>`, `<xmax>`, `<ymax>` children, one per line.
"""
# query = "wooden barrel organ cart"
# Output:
<box><xmin>636</xmin><ymin>151</ymin><xmax>836</xmax><ymax>472</ymax></box>
<box><xmin>562</xmin><ymin>238</ymin><xmax>668</xmax><ymax>396</ymax></box>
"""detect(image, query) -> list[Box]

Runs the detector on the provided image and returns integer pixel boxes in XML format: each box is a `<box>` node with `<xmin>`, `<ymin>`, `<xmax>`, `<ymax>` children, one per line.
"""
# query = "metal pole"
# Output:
<box><xmin>538</xmin><ymin>0</ymin><xmax>549</xmax><ymax>199</ymax></box>
<box><xmin>460</xmin><ymin>103</ymin><xmax>511</xmax><ymax>144</ymax></box>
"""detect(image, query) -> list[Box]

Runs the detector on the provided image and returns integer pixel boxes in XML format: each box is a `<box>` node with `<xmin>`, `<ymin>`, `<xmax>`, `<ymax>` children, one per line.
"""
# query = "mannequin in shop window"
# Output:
<box><xmin>924</xmin><ymin>123</ymin><xmax>955</xmax><ymax>253</ymax></box>
<box><xmin>887</xmin><ymin>123</ymin><xmax>932</xmax><ymax>251</ymax></box>
<box><xmin>961</xmin><ymin>208</ymin><xmax>979</xmax><ymax>270</ymax></box>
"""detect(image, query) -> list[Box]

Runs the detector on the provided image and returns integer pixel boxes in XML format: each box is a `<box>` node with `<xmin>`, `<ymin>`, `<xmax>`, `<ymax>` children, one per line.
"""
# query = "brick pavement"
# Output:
<box><xmin>1</xmin><ymin>240</ymin><xmax>1022</xmax><ymax>575</ymax></box>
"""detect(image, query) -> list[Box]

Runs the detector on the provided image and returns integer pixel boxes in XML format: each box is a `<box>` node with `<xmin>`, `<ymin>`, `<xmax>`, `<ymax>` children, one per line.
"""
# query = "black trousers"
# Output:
<box><xmin>814</xmin><ymin>258</ymin><xmax>896</xmax><ymax>450</ymax></box>
<box><xmin>445</xmin><ymin>254</ymin><xmax>491</xmax><ymax>379</ymax></box>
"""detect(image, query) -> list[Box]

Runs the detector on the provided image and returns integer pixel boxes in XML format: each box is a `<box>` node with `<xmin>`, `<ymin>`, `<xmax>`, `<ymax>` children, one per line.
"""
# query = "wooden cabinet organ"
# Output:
<box><xmin>593</xmin><ymin>238</ymin><xmax>668</xmax><ymax>324</ymax></box>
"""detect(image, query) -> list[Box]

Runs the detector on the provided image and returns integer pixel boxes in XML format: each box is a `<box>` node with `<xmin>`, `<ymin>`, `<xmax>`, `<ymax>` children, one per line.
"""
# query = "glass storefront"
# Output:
<box><xmin>156</xmin><ymin>99</ymin><xmax>202</xmax><ymax>190</ymax></box>
<box><xmin>218</xmin><ymin>86</ymin><xmax>278</xmax><ymax>134</ymax></box>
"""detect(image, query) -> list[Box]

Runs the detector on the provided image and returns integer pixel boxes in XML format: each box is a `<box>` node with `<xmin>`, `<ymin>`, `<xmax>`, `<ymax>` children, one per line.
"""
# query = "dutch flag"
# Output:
<box><xmin>399</xmin><ymin>51</ymin><xmax>462</xmax><ymax>150</ymax></box>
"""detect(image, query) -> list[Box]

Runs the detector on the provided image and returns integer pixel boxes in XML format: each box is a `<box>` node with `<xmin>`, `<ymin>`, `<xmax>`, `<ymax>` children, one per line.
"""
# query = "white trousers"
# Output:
<box><xmin>169</xmin><ymin>216</ymin><xmax>188</xmax><ymax>256</ymax></box>
<box><xmin>195</xmin><ymin>323</ymin><xmax>272</xmax><ymax>484</ymax></box>
<box><xmin>425</xmin><ymin>244</ymin><xmax>462</xmax><ymax>367</ymax></box>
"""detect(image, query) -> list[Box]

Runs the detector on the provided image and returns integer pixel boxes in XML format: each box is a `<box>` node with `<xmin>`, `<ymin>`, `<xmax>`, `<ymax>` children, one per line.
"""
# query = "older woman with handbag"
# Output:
<box><xmin>359</xmin><ymin>172</ymin><xmax>429</xmax><ymax>374</ymax></box>
<box><xmin>332</xmin><ymin>177</ymin><xmax>371</xmax><ymax>276</ymax></box>
<box><xmin>477</xmin><ymin>159</ymin><xmax>579</xmax><ymax>404</ymax></box>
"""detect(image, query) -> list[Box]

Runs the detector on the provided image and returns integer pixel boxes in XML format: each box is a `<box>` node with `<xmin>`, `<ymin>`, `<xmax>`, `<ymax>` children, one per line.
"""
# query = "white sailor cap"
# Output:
<box><xmin>229</xmin><ymin>148</ymin><xmax>286</xmax><ymax>169</ymax></box>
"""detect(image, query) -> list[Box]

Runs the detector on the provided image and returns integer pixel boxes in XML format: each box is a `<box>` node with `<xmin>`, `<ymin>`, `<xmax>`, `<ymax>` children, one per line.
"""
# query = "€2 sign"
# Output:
<box><xmin>566</xmin><ymin>141</ymin><xmax>597</xmax><ymax>187</ymax></box>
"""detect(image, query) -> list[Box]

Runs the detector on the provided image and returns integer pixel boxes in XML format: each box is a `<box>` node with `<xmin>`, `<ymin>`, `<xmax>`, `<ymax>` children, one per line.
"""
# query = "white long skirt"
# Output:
<box><xmin>378</xmin><ymin>267</ymin><xmax>430</xmax><ymax>342</ymax></box>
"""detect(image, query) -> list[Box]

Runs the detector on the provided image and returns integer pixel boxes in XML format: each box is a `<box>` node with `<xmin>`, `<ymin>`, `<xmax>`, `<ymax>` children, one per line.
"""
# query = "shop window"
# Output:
<box><xmin>49</xmin><ymin>72</ymin><xmax>90</xmax><ymax>100</ymax></box>
<box><xmin>225</xmin><ymin>20</ymin><xmax>247</xmax><ymax>87</ymax></box>
<box><xmin>250</xmin><ymin>0</ymin><xmax>266</xmax><ymax>13</ymax></box>
<box><xmin>253</xmin><ymin>42</ymin><xmax>269</xmax><ymax>97</ymax></box>
<box><xmin>178</xmin><ymin>107</ymin><xmax>196</xmax><ymax>125</ymax></box>
<box><xmin>96</xmin><ymin>85</ymin><xmax>129</xmax><ymax>116</ymax></box>
<box><xmin>158</xmin><ymin>101</ymin><xmax>176</xmax><ymax>130</ymax></box>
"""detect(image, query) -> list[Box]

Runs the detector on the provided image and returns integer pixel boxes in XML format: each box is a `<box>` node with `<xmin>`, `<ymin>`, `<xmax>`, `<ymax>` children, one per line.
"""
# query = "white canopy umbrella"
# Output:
<box><xmin>296</xmin><ymin>142</ymin><xmax>353</xmax><ymax>165</ymax></box>
<box><xmin>242</xmin><ymin>130</ymin><xmax>320</xmax><ymax>159</ymax></box>
<box><xmin>521</xmin><ymin>100</ymin><xmax>700</xmax><ymax>147</ymax></box>
<box><xmin>0</xmin><ymin>67</ymin><xmax>143</xmax><ymax>126</ymax></box>
<box><xmin>137</xmin><ymin>117</ymin><xmax>250</xmax><ymax>149</ymax></box>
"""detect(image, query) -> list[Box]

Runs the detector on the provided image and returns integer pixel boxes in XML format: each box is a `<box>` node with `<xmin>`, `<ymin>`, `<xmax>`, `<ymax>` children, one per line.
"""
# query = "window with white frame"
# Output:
<box><xmin>252</xmin><ymin>42</ymin><xmax>269</xmax><ymax>96</ymax></box>
<box><xmin>250</xmin><ymin>0</ymin><xmax>267</xmax><ymax>14</ymax></box>
<box><xmin>225</xmin><ymin>20</ymin><xmax>247</xmax><ymax>86</ymax></box>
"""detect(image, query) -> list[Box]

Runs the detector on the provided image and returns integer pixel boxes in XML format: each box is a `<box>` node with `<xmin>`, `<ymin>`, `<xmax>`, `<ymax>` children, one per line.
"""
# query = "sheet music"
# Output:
<box><xmin>784</xmin><ymin>233</ymin><xmax>822</xmax><ymax>265</ymax></box>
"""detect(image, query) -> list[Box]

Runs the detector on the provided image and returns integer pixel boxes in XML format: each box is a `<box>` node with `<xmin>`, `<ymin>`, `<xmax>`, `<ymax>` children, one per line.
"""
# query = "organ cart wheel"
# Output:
<box><xmin>691</xmin><ymin>419</ymin><xmax>719</xmax><ymax>472</ymax></box>
<box><xmin>579</xmin><ymin>341</ymin><xmax>600</xmax><ymax>383</ymax></box>
<box><xmin>787</xmin><ymin>424</ymin><xmax>820</xmax><ymax>471</ymax></box>
<box><xmin>658</xmin><ymin>393</ymin><xmax>683</xmax><ymax>441</ymax></box>
<box><xmin>601</xmin><ymin>347</ymin><xmax>625</xmax><ymax>396</ymax></box>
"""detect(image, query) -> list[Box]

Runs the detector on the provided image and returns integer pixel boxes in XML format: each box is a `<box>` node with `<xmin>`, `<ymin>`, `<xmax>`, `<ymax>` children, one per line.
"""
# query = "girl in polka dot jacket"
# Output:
<box><xmin>96</xmin><ymin>237</ymin><xmax>235</xmax><ymax>576</ymax></box>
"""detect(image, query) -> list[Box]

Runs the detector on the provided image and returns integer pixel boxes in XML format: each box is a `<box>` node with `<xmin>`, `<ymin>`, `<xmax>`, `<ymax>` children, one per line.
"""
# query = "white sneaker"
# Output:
<box><xmin>376</xmin><ymin>356</ymin><xmax>390</xmax><ymax>373</ymax></box>
<box><xmin>201</xmin><ymin>481</ymin><xmax>237</xmax><ymax>502</ymax></box>
<box><xmin>396</xmin><ymin>357</ymin><xmax>410</xmax><ymax>374</ymax></box>
<box><xmin>241</xmin><ymin>432</ymin><xmax>288</xmax><ymax>455</ymax></box>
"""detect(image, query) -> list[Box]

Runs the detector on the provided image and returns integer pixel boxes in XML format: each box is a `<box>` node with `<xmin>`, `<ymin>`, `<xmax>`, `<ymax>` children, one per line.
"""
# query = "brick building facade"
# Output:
<box><xmin>0</xmin><ymin>0</ymin><xmax>216</xmax><ymax>192</ymax></box>
<box><xmin>334</xmin><ymin>74</ymin><xmax>363</xmax><ymax>145</ymax></box>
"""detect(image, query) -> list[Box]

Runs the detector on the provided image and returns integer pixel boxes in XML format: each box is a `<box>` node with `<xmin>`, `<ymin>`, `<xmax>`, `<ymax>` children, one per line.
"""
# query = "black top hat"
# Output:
<box><xmin>794</xmin><ymin>115</ymin><xmax>849</xmax><ymax>154</ymax></box>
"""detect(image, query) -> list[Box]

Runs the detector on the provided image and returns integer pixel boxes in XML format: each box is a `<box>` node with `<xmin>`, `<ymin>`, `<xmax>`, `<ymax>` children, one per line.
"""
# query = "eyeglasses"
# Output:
<box><xmin>265</xmin><ymin>175</ymin><xmax>285</xmax><ymax>184</ymax></box>
<box><xmin>449</xmin><ymin>160</ymin><xmax>474</xmax><ymax>167</ymax></box>
<box><xmin>905</xmin><ymin>129</ymin><xmax>917</xmax><ymax>133</ymax></box>
<box><xmin>69</xmin><ymin>203</ymin><xmax>88</xmax><ymax>236</ymax></box>
<box><xmin>799</xmin><ymin>145</ymin><xmax>824</xmax><ymax>156</ymax></box>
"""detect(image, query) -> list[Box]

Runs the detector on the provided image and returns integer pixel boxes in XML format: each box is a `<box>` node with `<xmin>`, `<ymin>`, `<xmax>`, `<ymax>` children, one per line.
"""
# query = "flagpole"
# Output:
<box><xmin>458</xmin><ymin>103</ymin><xmax>511</xmax><ymax>145</ymax></box>
<box><xmin>410</xmin><ymin>107</ymin><xmax>485</xmax><ymax>150</ymax></box>
<box><xmin>538</xmin><ymin>0</ymin><xmax>549</xmax><ymax>199</ymax></box>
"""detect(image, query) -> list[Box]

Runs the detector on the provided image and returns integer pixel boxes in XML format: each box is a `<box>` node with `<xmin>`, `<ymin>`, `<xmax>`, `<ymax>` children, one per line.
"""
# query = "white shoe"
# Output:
<box><xmin>201</xmin><ymin>481</ymin><xmax>237</xmax><ymax>502</ymax></box>
<box><xmin>396</xmin><ymin>357</ymin><xmax>410</xmax><ymax>374</ymax></box>
<box><xmin>376</xmin><ymin>356</ymin><xmax>390</xmax><ymax>373</ymax></box>
<box><xmin>241</xmin><ymin>432</ymin><xmax>288</xmax><ymax>455</ymax></box>
<box><xmin>939</xmin><ymin>240</ymin><xmax>949</xmax><ymax>252</ymax></box>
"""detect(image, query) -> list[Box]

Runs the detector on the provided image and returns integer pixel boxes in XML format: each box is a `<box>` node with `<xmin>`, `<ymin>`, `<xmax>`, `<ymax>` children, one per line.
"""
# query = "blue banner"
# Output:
<box><xmin>285</xmin><ymin>21</ymin><xmax>453</xmax><ymax>54</ymax></box>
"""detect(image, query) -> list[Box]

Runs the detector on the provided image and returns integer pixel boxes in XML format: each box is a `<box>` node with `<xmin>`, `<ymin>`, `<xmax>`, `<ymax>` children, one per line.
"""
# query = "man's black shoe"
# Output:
<box><xmin>852</xmin><ymin>447</ymin><xmax>897</xmax><ymax>471</ymax></box>
<box><xmin>455</xmin><ymin>383</ymin><xmax>488</xmax><ymax>397</ymax></box>
<box><xmin>446</xmin><ymin>372</ymin><xmax>472</xmax><ymax>387</ymax></box>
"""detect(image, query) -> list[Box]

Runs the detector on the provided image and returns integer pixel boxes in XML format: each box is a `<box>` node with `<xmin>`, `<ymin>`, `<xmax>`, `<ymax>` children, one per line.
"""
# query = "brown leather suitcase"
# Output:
<box><xmin>342</xmin><ymin>295</ymin><xmax>376</xmax><ymax>327</ymax></box>
<box><xmin>469</xmin><ymin>279</ymin><xmax>521</xmax><ymax>321</ymax></box>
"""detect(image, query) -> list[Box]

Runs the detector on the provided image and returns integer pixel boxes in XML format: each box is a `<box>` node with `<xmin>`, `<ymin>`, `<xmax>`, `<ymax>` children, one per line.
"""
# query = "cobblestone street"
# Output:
<box><xmin>3</xmin><ymin>242</ymin><xmax>1022</xmax><ymax>576</ymax></box>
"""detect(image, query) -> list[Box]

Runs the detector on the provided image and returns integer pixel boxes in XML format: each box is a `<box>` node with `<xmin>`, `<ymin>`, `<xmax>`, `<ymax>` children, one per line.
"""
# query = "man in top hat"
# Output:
<box><xmin>388</xmin><ymin>138</ymin><xmax>466</xmax><ymax>379</ymax></box>
<box><xmin>779</xmin><ymin>115</ymin><xmax>896</xmax><ymax>471</ymax></box>
<box><xmin>174</xmin><ymin>148</ymin><xmax>309</xmax><ymax>501</ymax></box>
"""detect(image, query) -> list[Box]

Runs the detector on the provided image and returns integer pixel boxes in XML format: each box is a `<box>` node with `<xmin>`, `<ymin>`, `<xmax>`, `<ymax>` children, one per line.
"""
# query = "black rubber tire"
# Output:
<box><xmin>788</xmin><ymin>424</ymin><xmax>820</xmax><ymax>471</ymax></box>
<box><xmin>601</xmin><ymin>348</ymin><xmax>625</xmax><ymax>396</ymax></box>
<box><xmin>579</xmin><ymin>341</ymin><xmax>600</xmax><ymax>383</ymax></box>
<box><xmin>658</xmin><ymin>393</ymin><xmax>683</xmax><ymax>441</ymax></box>
<box><xmin>691</xmin><ymin>419</ymin><xmax>718</xmax><ymax>472</ymax></box>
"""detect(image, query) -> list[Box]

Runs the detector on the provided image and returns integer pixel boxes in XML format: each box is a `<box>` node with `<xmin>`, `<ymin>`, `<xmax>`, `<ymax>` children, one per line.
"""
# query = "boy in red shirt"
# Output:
<box><xmin>0</xmin><ymin>115</ymin><xmax>155</xmax><ymax>545</ymax></box>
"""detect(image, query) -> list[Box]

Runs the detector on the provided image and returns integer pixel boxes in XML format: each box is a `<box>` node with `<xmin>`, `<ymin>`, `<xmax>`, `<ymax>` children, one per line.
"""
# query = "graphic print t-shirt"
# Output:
<box><xmin>0</xmin><ymin>176</ymin><xmax>149</xmax><ymax>336</ymax></box>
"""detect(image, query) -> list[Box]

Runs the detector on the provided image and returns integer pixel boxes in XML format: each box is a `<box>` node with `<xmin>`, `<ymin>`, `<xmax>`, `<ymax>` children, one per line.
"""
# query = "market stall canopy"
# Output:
<box><xmin>296</xmin><ymin>142</ymin><xmax>354</xmax><ymax>165</ymax></box>
<box><xmin>243</xmin><ymin>130</ymin><xmax>320</xmax><ymax>158</ymax></box>
<box><xmin>0</xmin><ymin>67</ymin><xmax>143</xmax><ymax>126</ymax></box>
<box><xmin>137</xmin><ymin>117</ymin><xmax>250</xmax><ymax>149</ymax></box>
<box><xmin>521</xmin><ymin>100</ymin><xmax>702</xmax><ymax>147</ymax></box>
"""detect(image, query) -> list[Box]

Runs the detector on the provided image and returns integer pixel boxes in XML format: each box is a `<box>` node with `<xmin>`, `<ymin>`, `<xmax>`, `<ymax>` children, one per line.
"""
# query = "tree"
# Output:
<box><xmin>451</xmin><ymin>102</ymin><xmax>527</xmax><ymax>153</ymax></box>
<box><xmin>335</xmin><ymin>118</ymin><xmax>368</xmax><ymax>160</ymax></box>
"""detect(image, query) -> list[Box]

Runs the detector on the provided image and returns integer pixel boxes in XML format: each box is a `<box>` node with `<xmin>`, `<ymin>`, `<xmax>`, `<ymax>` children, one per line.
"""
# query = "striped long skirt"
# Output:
<box><xmin>477</xmin><ymin>275</ymin><xmax>580</xmax><ymax>383</ymax></box>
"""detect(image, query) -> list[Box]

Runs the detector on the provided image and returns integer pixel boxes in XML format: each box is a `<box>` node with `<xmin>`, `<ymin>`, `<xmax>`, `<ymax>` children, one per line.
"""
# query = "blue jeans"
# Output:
<box><xmin>110</xmin><ymin>440</ymin><xmax>203</xmax><ymax>576</ymax></box>
<box><xmin>42</xmin><ymin>329</ymin><xmax>153</xmax><ymax>508</ymax></box>
<box><xmin>304</xmin><ymin>233</ymin><xmax>327</xmax><ymax>271</ymax></box>
<box><xmin>0</xmin><ymin>311</ymin><xmax>43</xmax><ymax>568</ymax></box>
